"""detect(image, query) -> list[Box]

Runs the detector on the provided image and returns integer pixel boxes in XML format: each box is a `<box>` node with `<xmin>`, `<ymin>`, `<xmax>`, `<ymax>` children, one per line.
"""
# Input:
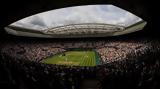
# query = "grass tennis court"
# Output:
<box><xmin>41</xmin><ymin>50</ymin><xmax>97</xmax><ymax>66</ymax></box>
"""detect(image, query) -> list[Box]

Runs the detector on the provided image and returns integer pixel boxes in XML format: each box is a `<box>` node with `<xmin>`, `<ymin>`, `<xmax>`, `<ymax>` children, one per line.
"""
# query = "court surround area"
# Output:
<box><xmin>41</xmin><ymin>49</ymin><xmax>100</xmax><ymax>66</ymax></box>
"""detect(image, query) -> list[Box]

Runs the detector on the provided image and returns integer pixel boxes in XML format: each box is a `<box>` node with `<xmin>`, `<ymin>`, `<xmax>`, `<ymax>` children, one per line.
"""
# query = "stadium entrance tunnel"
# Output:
<box><xmin>41</xmin><ymin>49</ymin><xmax>101</xmax><ymax>67</ymax></box>
<box><xmin>80</xmin><ymin>78</ymin><xmax>101</xmax><ymax>89</ymax></box>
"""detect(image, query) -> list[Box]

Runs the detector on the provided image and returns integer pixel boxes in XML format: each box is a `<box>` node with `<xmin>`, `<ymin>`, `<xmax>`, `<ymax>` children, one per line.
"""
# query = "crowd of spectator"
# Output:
<box><xmin>96</xmin><ymin>41</ymin><xmax>150</xmax><ymax>64</ymax></box>
<box><xmin>1</xmin><ymin>38</ymin><xmax>157</xmax><ymax>64</ymax></box>
<box><xmin>1</xmin><ymin>38</ymin><xmax>160</xmax><ymax>89</ymax></box>
<box><xmin>1</xmin><ymin>43</ymin><xmax>66</xmax><ymax>62</ymax></box>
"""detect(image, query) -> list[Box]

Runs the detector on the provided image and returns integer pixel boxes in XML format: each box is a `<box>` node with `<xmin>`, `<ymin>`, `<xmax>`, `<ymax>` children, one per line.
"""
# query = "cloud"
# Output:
<box><xmin>11</xmin><ymin>5</ymin><xmax>142</xmax><ymax>30</ymax></box>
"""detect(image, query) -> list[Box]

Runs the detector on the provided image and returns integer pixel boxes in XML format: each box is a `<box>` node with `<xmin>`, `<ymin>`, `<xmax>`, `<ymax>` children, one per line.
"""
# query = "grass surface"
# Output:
<box><xmin>41</xmin><ymin>51</ymin><xmax>96</xmax><ymax>66</ymax></box>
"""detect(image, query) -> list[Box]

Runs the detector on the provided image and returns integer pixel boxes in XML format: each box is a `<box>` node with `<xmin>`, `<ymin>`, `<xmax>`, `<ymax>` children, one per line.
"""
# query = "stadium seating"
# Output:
<box><xmin>1</xmin><ymin>38</ymin><xmax>160</xmax><ymax>89</ymax></box>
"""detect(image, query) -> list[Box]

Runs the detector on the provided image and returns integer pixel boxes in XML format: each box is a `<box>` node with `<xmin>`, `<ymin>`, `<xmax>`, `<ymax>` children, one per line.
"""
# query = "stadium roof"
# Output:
<box><xmin>5</xmin><ymin>5</ymin><xmax>147</xmax><ymax>38</ymax></box>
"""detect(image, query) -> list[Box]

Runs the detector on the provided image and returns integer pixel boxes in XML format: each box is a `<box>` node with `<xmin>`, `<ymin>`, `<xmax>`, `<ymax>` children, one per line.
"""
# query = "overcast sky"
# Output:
<box><xmin>11</xmin><ymin>5</ymin><xmax>142</xmax><ymax>31</ymax></box>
